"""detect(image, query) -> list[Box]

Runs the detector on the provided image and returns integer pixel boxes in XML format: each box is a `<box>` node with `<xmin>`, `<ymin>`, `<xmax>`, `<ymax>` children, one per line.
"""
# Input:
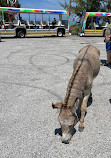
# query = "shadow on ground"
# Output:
<box><xmin>101</xmin><ymin>59</ymin><xmax>111</xmax><ymax>69</ymax></box>
<box><xmin>101</xmin><ymin>59</ymin><xmax>106</xmax><ymax>65</ymax></box>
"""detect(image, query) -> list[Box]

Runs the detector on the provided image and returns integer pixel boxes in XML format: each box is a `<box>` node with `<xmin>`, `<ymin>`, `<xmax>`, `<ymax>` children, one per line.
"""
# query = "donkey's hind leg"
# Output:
<box><xmin>78</xmin><ymin>94</ymin><xmax>90</xmax><ymax>132</ymax></box>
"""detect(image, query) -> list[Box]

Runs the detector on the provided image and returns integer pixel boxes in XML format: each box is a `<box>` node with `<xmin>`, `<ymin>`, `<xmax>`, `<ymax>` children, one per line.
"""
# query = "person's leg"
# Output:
<box><xmin>109</xmin><ymin>50</ymin><xmax>111</xmax><ymax>64</ymax></box>
<box><xmin>104</xmin><ymin>42</ymin><xmax>111</xmax><ymax>65</ymax></box>
<box><xmin>109</xmin><ymin>42</ymin><xmax>111</xmax><ymax>64</ymax></box>
<box><xmin>106</xmin><ymin>51</ymin><xmax>111</xmax><ymax>63</ymax></box>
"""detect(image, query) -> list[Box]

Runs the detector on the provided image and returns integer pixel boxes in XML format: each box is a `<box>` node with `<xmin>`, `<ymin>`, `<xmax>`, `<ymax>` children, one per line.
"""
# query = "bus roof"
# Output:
<box><xmin>0</xmin><ymin>7</ymin><xmax>69</xmax><ymax>15</ymax></box>
<box><xmin>85</xmin><ymin>12</ymin><xmax>111</xmax><ymax>17</ymax></box>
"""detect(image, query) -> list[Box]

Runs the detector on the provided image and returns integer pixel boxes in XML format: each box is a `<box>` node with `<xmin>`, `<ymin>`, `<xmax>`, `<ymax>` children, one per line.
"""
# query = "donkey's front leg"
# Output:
<box><xmin>78</xmin><ymin>94</ymin><xmax>90</xmax><ymax>132</ymax></box>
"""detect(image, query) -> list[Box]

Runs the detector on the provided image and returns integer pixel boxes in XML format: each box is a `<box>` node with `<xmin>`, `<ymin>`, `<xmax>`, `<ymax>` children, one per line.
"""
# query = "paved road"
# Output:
<box><xmin>0</xmin><ymin>36</ymin><xmax>111</xmax><ymax>158</ymax></box>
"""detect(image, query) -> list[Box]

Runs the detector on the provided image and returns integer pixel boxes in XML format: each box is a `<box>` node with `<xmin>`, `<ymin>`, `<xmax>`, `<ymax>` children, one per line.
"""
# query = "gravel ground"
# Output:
<box><xmin>0</xmin><ymin>35</ymin><xmax>111</xmax><ymax>158</ymax></box>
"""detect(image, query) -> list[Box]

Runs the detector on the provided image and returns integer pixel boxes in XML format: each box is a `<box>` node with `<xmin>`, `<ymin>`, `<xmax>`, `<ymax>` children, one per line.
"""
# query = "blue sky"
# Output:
<box><xmin>19</xmin><ymin>0</ymin><xmax>66</xmax><ymax>10</ymax></box>
<box><xmin>18</xmin><ymin>0</ymin><xmax>74</xmax><ymax>23</ymax></box>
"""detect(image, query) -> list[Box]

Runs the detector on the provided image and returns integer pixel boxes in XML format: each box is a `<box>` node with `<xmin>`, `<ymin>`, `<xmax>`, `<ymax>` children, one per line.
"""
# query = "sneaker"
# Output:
<box><xmin>102</xmin><ymin>62</ymin><xmax>109</xmax><ymax>66</ymax></box>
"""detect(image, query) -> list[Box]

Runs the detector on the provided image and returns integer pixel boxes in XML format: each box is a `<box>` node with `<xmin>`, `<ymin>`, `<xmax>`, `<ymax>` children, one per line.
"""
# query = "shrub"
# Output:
<box><xmin>70</xmin><ymin>25</ymin><xmax>81</xmax><ymax>35</ymax></box>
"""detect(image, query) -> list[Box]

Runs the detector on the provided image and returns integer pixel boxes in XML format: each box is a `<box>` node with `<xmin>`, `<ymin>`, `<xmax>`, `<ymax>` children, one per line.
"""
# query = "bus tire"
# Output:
<box><xmin>17</xmin><ymin>31</ymin><xmax>25</xmax><ymax>38</ymax></box>
<box><xmin>57</xmin><ymin>30</ymin><xmax>63</xmax><ymax>37</ymax></box>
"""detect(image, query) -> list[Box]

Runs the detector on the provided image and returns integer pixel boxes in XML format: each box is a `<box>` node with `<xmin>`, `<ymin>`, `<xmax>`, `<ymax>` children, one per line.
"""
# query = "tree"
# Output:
<box><xmin>0</xmin><ymin>0</ymin><xmax>21</xmax><ymax>21</ymax></box>
<box><xmin>0</xmin><ymin>0</ymin><xmax>21</xmax><ymax>7</ymax></box>
<box><xmin>101</xmin><ymin>0</ymin><xmax>111</xmax><ymax>12</ymax></box>
<box><xmin>59</xmin><ymin>0</ymin><xmax>111</xmax><ymax>19</ymax></box>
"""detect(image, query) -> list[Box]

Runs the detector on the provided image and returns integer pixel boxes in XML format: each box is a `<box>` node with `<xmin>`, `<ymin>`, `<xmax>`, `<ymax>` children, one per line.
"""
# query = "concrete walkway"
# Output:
<box><xmin>0</xmin><ymin>36</ymin><xmax>111</xmax><ymax>158</ymax></box>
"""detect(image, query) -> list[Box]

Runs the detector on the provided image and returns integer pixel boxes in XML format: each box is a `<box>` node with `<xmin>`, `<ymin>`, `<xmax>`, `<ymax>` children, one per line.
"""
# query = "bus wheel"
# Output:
<box><xmin>17</xmin><ymin>31</ymin><xmax>25</xmax><ymax>38</ymax></box>
<box><xmin>57</xmin><ymin>30</ymin><xmax>63</xmax><ymax>37</ymax></box>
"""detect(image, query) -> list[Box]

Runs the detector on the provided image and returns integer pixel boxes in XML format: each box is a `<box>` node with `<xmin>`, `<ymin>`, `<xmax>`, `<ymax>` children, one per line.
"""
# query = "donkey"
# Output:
<box><xmin>52</xmin><ymin>45</ymin><xmax>100</xmax><ymax>144</ymax></box>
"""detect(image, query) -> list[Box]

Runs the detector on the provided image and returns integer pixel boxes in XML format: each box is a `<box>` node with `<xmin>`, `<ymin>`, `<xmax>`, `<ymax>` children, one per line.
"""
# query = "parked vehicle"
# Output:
<box><xmin>0</xmin><ymin>7</ymin><xmax>71</xmax><ymax>38</ymax></box>
<box><xmin>80</xmin><ymin>12</ymin><xmax>111</xmax><ymax>37</ymax></box>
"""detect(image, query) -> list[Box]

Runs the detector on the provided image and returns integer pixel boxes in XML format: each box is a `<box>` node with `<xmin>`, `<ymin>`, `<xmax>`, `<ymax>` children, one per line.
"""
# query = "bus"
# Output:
<box><xmin>80</xmin><ymin>12</ymin><xmax>111</xmax><ymax>37</ymax></box>
<box><xmin>0</xmin><ymin>7</ymin><xmax>71</xmax><ymax>38</ymax></box>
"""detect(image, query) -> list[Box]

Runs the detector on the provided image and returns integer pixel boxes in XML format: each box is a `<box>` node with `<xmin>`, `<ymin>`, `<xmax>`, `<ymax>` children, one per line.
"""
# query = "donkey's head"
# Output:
<box><xmin>52</xmin><ymin>102</ymin><xmax>78</xmax><ymax>144</ymax></box>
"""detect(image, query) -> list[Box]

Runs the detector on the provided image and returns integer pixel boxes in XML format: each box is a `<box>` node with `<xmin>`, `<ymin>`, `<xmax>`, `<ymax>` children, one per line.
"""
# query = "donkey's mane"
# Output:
<box><xmin>64</xmin><ymin>45</ymin><xmax>91</xmax><ymax>106</ymax></box>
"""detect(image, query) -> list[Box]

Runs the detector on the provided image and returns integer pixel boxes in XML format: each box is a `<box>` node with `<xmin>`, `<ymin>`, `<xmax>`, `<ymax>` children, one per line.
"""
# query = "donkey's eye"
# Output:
<box><xmin>69</xmin><ymin>125</ymin><xmax>73</xmax><ymax>128</ymax></box>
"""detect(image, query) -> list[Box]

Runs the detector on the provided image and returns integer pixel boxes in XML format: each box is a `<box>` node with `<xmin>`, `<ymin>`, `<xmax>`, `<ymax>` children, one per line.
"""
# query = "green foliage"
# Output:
<box><xmin>70</xmin><ymin>24</ymin><xmax>81</xmax><ymax>35</ymax></box>
<box><xmin>0</xmin><ymin>0</ymin><xmax>7</xmax><ymax>6</ymax></box>
<box><xmin>0</xmin><ymin>0</ymin><xmax>21</xmax><ymax>7</ymax></box>
<box><xmin>101</xmin><ymin>0</ymin><xmax>111</xmax><ymax>12</ymax></box>
<box><xmin>59</xmin><ymin>0</ymin><xmax>111</xmax><ymax>20</ymax></box>
<box><xmin>0</xmin><ymin>0</ymin><xmax>21</xmax><ymax>22</ymax></box>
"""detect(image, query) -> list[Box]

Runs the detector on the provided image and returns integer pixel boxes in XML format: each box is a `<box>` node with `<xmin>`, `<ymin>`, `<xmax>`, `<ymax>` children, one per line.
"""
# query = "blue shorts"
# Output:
<box><xmin>106</xmin><ymin>42</ymin><xmax>111</xmax><ymax>51</ymax></box>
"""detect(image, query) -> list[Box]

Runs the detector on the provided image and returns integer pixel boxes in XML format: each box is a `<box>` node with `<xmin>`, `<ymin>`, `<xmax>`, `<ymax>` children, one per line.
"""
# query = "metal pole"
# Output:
<box><xmin>2</xmin><ymin>11</ymin><xmax>5</xmax><ymax>29</ymax></box>
<box><xmin>29</xmin><ymin>13</ymin><xmax>30</xmax><ymax>22</ymax></box>
<box><xmin>49</xmin><ymin>14</ymin><xmax>50</xmax><ymax>31</ymax></box>
<box><xmin>42</xmin><ymin>14</ymin><xmax>43</xmax><ymax>22</ymax></box>
<box><xmin>35</xmin><ymin>13</ymin><xmax>37</xmax><ymax>32</ymax></box>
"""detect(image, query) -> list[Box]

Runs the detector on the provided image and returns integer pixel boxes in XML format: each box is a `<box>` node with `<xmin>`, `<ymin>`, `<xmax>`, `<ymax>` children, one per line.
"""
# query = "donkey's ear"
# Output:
<box><xmin>52</xmin><ymin>102</ymin><xmax>63</xmax><ymax>109</ymax></box>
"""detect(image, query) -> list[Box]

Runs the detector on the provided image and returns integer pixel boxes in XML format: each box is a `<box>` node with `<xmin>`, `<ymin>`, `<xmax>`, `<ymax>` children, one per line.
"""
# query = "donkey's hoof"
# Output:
<box><xmin>78</xmin><ymin>126</ymin><xmax>84</xmax><ymax>132</ymax></box>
